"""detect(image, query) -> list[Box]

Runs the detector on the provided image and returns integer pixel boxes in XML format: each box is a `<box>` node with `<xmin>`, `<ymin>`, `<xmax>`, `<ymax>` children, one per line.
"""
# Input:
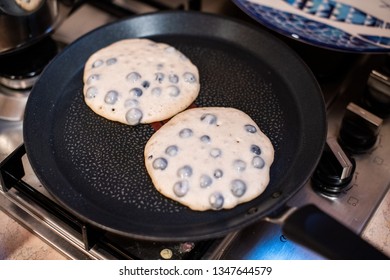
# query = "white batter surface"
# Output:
<box><xmin>144</xmin><ymin>107</ymin><xmax>274</xmax><ymax>211</ymax></box>
<box><xmin>83</xmin><ymin>38</ymin><xmax>200</xmax><ymax>125</ymax></box>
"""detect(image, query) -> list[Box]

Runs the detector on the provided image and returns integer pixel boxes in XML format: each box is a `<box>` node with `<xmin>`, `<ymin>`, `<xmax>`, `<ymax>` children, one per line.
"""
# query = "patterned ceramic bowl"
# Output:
<box><xmin>233</xmin><ymin>0</ymin><xmax>390</xmax><ymax>52</ymax></box>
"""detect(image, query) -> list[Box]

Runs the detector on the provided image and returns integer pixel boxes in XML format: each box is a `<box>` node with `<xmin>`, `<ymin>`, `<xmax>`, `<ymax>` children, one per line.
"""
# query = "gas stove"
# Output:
<box><xmin>0</xmin><ymin>0</ymin><xmax>389</xmax><ymax>260</ymax></box>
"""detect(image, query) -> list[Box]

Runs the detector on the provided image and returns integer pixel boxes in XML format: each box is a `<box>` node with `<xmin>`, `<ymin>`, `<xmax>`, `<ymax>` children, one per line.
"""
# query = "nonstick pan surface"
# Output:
<box><xmin>23</xmin><ymin>11</ymin><xmax>326</xmax><ymax>241</ymax></box>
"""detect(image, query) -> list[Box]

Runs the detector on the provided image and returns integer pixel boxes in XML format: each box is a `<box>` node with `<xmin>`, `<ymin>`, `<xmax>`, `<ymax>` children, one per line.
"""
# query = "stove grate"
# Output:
<box><xmin>0</xmin><ymin>144</ymin><xmax>225</xmax><ymax>259</ymax></box>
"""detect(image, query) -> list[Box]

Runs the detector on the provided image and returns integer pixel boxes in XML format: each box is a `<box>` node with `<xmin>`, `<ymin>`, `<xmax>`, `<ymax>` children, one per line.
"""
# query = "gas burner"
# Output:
<box><xmin>0</xmin><ymin>36</ymin><xmax>59</xmax><ymax>121</ymax></box>
<box><xmin>0</xmin><ymin>75</ymin><xmax>40</xmax><ymax>91</ymax></box>
<box><xmin>0</xmin><ymin>36</ymin><xmax>59</xmax><ymax>89</ymax></box>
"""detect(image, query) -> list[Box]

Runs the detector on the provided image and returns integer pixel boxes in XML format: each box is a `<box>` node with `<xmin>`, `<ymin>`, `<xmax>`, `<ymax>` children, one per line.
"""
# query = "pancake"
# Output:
<box><xmin>83</xmin><ymin>38</ymin><xmax>200</xmax><ymax>125</ymax></box>
<box><xmin>144</xmin><ymin>107</ymin><xmax>274</xmax><ymax>211</ymax></box>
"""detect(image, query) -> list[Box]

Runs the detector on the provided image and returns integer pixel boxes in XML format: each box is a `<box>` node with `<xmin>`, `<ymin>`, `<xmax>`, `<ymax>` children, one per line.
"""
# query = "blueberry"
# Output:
<box><xmin>200</xmin><ymin>174</ymin><xmax>212</xmax><ymax>188</ymax></box>
<box><xmin>177</xmin><ymin>165</ymin><xmax>193</xmax><ymax>178</ymax></box>
<box><xmin>92</xmin><ymin>59</ymin><xmax>103</xmax><ymax>68</ymax></box>
<box><xmin>126</xmin><ymin>72</ymin><xmax>141</xmax><ymax>83</ymax></box>
<box><xmin>183</xmin><ymin>72</ymin><xmax>196</xmax><ymax>83</ymax></box>
<box><xmin>106</xmin><ymin>57</ymin><xmax>117</xmax><ymax>65</ymax></box>
<box><xmin>233</xmin><ymin>159</ymin><xmax>246</xmax><ymax>172</ymax></box>
<box><xmin>167</xmin><ymin>85</ymin><xmax>180</xmax><ymax>97</ymax></box>
<box><xmin>85</xmin><ymin>87</ymin><xmax>98</xmax><ymax>99</ymax></box>
<box><xmin>173</xmin><ymin>180</ymin><xmax>189</xmax><ymax>197</ymax></box>
<box><xmin>165</xmin><ymin>145</ymin><xmax>178</xmax><ymax>156</ymax></box>
<box><xmin>210</xmin><ymin>148</ymin><xmax>222</xmax><ymax>158</ymax></box>
<box><xmin>231</xmin><ymin>179</ymin><xmax>247</xmax><ymax>197</ymax></box>
<box><xmin>104</xmin><ymin>90</ymin><xmax>118</xmax><ymax>105</ymax></box>
<box><xmin>169</xmin><ymin>74</ymin><xmax>179</xmax><ymax>84</ymax></box>
<box><xmin>250</xmin><ymin>144</ymin><xmax>261</xmax><ymax>155</ymax></box>
<box><xmin>213</xmin><ymin>169</ymin><xmax>223</xmax><ymax>179</ymax></box>
<box><xmin>124</xmin><ymin>99</ymin><xmax>139</xmax><ymax>108</ymax></box>
<box><xmin>245</xmin><ymin>124</ymin><xmax>257</xmax><ymax>133</ymax></box>
<box><xmin>179</xmin><ymin>128</ymin><xmax>193</xmax><ymax>138</ymax></box>
<box><xmin>209</xmin><ymin>192</ymin><xmax>224</xmax><ymax>210</ymax></box>
<box><xmin>151</xmin><ymin>87</ymin><xmax>162</xmax><ymax>96</ymax></box>
<box><xmin>179</xmin><ymin>54</ymin><xmax>188</xmax><ymax>61</ymax></box>
<box><xmin>142</xmin><ymin>80</ymin><xmax>150</xmax><ymax>89</ymax></box>
<box><xmin>252</xmin><ymin>156</ymin><xmax>265</xmax><ymax>169</ymax></box>
<box><xmin>86</xmin><ymin>74</ymin><xmax>100</xmax><ymax>85</ymax></box>
<box><xmin>130</xmin><ymin>87</ymin><xmax>143</xmax><ymax>97</ymax></box>
<box><xmin>155</xmin><ymin>72</ymin><xmax>164</xmax><ymax>83</ymax></box>
<box><xmin>125</xmin><ymin>108</ymin><xmax>143</xmax><ymax>125</ymax></box>
<box><xmin>152</xmin><ymin>157</ymin><xmax>168</xmax><ymax>170</ymax></box>
<box><xmin>200</xmin><ymin>113</ymin><xmax>217</xmax><ymax>125</ymax></box>
<box><xmin>165</xmin><ymin>46</ymin><xmax>175</xmax><ymax>53</ymax></box>
<box><xmin>200</xmin><ymin>135</ymin><xmax>211</xmax><ymax>143</ymax></box>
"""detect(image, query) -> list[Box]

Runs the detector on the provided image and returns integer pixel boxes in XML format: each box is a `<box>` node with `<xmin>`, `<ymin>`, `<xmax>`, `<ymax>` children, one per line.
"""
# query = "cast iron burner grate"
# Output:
<box><xmin>0</xmin><ymin>144</ymin><xmax>225</xmax><ymax>260</ymax></box>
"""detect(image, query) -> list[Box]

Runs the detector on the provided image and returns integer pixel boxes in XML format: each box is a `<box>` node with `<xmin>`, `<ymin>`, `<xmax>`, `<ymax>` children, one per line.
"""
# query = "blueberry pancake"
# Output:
<box><xmin>144</xmin><ymin>107</ymin><xmax>274</xmax><ymax>211</ymax></box>
<box><xmin>83</xmin><ymin>38</ymin><xmax>200</xmax><ymax>125</ymax></box>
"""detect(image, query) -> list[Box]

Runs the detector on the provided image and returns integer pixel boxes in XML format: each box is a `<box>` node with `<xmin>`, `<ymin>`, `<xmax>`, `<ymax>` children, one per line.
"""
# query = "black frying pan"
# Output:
<box><xmin>23</xmin><ymin>11</ymin><xmax>387</xmax><ymax>259</ymax></box>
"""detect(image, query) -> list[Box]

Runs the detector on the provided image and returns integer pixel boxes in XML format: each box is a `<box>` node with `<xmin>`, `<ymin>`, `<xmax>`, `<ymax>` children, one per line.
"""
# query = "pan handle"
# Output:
<box><xmin>269</xmin><ymin>204</ymin><xmax>389</xmax><ymax>259</ymax></box>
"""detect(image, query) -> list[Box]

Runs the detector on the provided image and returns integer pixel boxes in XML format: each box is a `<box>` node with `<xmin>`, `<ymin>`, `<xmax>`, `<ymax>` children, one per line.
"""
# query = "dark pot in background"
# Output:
<box><xmin>0</xmin><ymin>0</ymin><xmax>76</xmax><ymax>55</ymax></box>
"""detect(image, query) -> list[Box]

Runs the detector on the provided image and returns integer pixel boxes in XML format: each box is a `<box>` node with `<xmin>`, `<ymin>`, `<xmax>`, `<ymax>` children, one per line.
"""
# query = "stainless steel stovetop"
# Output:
<box><xmin>0</xmin><ymin>0</ymin><xmax>389</xmax><ymax>260</ymax></box>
